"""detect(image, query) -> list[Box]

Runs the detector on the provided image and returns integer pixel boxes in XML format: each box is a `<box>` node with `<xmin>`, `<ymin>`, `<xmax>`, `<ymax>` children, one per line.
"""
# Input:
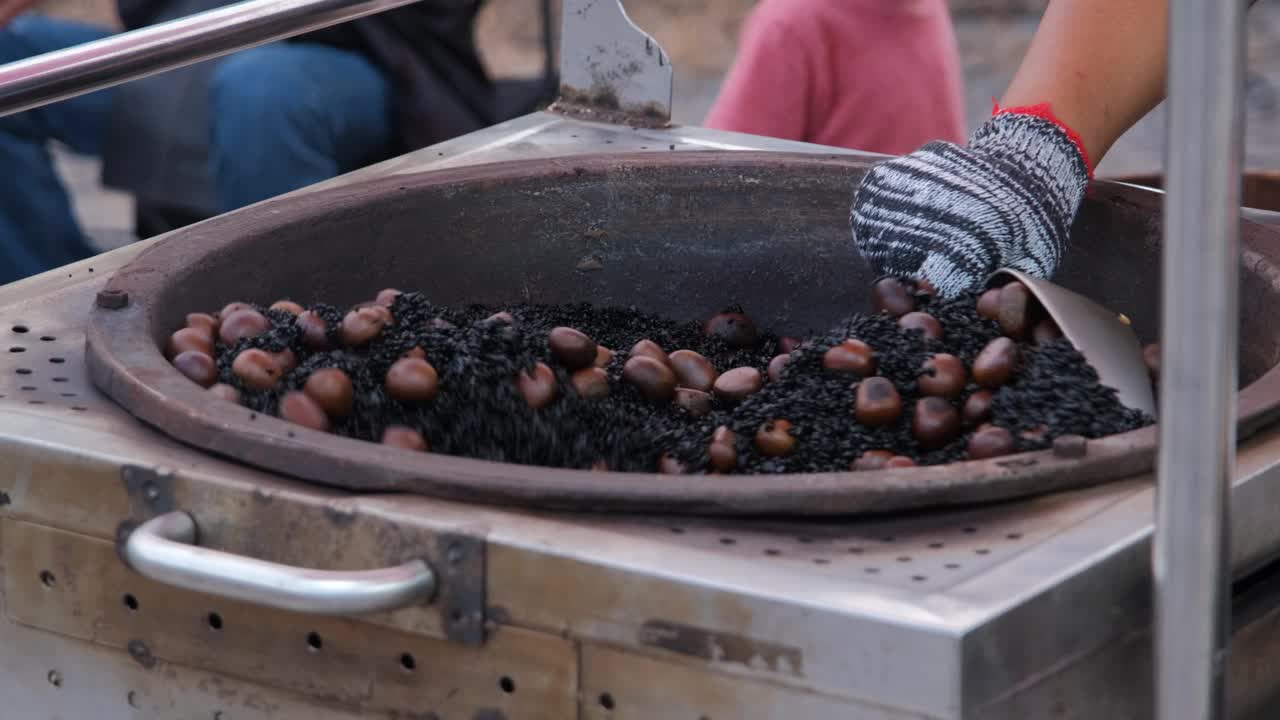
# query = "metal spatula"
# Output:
<box><xmin>989</xmin><ymin>268</ymin><xmax>1156</xmax><ymax>416</ymax></box>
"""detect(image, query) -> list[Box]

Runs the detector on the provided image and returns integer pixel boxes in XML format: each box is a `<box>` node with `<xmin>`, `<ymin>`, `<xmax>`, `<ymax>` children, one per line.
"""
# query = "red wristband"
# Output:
<box><xmin>991</xmin><ymin>99</ymin><xmax>1094</xmax><ymax>179</ymax></box>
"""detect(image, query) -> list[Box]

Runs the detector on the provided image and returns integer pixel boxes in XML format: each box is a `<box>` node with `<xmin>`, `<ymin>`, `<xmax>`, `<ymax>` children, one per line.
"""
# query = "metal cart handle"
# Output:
<box><xmin>122</xmin><ymin>511</ymin><xmax>436</xmax><ymax>614</ymax></box>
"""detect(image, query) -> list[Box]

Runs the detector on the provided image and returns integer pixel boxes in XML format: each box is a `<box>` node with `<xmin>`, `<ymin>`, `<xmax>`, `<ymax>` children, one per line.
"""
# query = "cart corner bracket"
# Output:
<box><xmin>437</xmin><ymin>533</ymin><xmax>486</xmax><ymax>646</ymax></box>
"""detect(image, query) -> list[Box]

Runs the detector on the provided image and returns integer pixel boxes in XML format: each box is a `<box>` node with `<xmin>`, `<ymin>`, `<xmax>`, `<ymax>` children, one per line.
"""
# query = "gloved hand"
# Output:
<box><xmin>850</xmin><ymin>106</ymin><xmax>1092</xmax><ymax>298</ymax></box>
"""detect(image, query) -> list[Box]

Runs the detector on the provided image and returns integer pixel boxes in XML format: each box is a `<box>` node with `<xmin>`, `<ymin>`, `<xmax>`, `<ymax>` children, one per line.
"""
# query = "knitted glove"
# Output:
<box><xmin>850</xmin><ymin>105</ymin><xmax>1092</xmax><ymax>298</ymax></box>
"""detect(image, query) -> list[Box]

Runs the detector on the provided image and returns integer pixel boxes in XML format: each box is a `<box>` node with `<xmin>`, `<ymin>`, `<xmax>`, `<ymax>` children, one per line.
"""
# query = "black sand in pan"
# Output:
<box><xmin>205</xmin><ymin>287</ymin><xmax>1153</xmax><ymax>475</ymax></box>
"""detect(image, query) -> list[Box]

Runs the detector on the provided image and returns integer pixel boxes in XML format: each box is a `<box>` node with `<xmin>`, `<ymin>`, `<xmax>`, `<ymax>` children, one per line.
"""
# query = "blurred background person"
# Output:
<box><xmin>703</xmin><ymin>0</ymin><xmax>965</xmax><ymax>154</ymax></box>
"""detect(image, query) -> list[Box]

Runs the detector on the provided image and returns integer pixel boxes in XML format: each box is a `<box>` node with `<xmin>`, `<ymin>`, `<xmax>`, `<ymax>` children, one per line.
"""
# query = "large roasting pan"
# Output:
<box><xmin>84</xmin><ymin>152</ymin><xmax>1280</xmax><ymax>515</ymax></box>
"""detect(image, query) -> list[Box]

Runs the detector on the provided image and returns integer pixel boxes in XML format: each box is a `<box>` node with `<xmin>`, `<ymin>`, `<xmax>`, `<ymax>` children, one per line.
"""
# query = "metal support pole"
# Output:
<box><xmin>1155</xmin><ymin>0</ymin><xmax>1246</xmax><ymax>718</ymax></box>
<box><xmin>0</xmin><ymin>0</ymin><xmax>422</xmax><ymax>118</ymax></box>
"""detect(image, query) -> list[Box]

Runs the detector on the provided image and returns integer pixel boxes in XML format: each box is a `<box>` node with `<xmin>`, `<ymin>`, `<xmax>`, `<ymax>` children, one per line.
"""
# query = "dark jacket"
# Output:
<box><xmin>105</xmin><ymin>0</ymin><xmax>494</xmax><ymax>211</ymax></box>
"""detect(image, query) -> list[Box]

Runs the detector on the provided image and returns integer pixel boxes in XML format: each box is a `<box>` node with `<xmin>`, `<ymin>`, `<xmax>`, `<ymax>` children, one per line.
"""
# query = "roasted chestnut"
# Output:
<box><xmin>382</xmin><ymin>425</ymin><xmax>428</xmax><ymax>451</ymax></box>
<box><xmin>219</xmin><ymin>309</ymin><xmax>270</xmax><ymax>346</ymax></box>
<box><xmin>755</xmin><ymin>419</ymin><xmax>796</xmax><ymax>457</ymax></box>
<box><xmin>885</xmin><ymin>456</ymin><xmax>917</xmax><ymax>468</ymax></box>
<box><xmin>870</xmin><ymin>277</ymin><xmax>916</xmax><ymax>317</ymax></box>
<box><xmin>296</xmin><ymin>310</ymin><xmax>331</xmax><ymax>350</ymax></box>
<box><xmin>629</xmin><ymin>339</ymin><xmax>670</xmax><ymax>367</ymax></box>
<box><xmin>208</xmin><ymin>383</ymin><xmax>240</xmax><ymax>403</ymax></box>
<box><xmin>658</xmin><ymin>452</ymin><xmax>688</xmax><ymax>474</ymax></box>
<box><xmin>778</xmin><ymin>336</ymin><xmax>802</xmax><ymax>354</ymax></box>
<box><xmin>172</xmin><ymin>350</ymin><xmax>217</xmax><ymax>387</ymax></box>
<box><xmin>704</xmin><ymin>312</ymin><xmax>760</xmax><ymax>348</ymax></box>
<box><xmin>708</xmin><ymin>426</ymin><xmax>738</xmax><ymax>472</ymax></box>
<box><xmin>976</xmin><ymin>289</ymin><xmax>1001</xmax><ymax>321</ymax></box>
<box><xmin>375</xmin><ymin>288</ymin><xmax>402</xmax><ymax>307</ymax></box>
<box><xmin>269</xmin><ymin>300</ymin><xmax>305</xmax><ymax>316</ymax></box>
<box><xmin>967</xmin><ymin>426</ymin><xmax>1016</xmax><ymax>459</ymax></box>
<box><xmin>594</xmin><ymin>346</ymin><xmax>616</xmax><ymax>368</ymax></box>
<box><xmin>516</xmin><ymin>362</ymin><xmax>558</xmax><ymax>409</ymax></box>
<box><xmin>913</xmin><ymin>397</ymin><xmax>960</xmax><ymax>448</ymax></box>
<box><xmin>997</xmin><ymin>281</ymin><xmax>1035</xmax><ymax>338</ymax></box>
<box><xmin>386</xmin><ymin>358</ymin><xmax>440</xmax><ymax>403</ymax></box>
<box><xmin>918</xmin><ymin>354</ymin><xmax>966</xmax><ymax>398</ymax></box>
<box><xmin>767</xmin><ymin>353</ymin><xmax>791</xmax><ymax>383</ymax></box>
<box><xmin>713</xmin><ymin>367</ymin><xmax>763</xmax><ymax>405</ymax></box>
<box><xmin>668</xmin><ymin>350</ymin><xmax>718</xmax><ymax>392</ymax></box>
<box><xmin>1143</xmin><ymin>343</ymin><xmax>1160</xmax><ymax>378</ymax></box>
<box><xmin>186</xmin><ymin>312</ymin><xmax>218</xmax><ymax>337</ymax></box>
<box><xmin>854</xmin><ymin>377</ymin><xmax>902</xmax><ymax>426</ymax></box>
<box><xmin>823</xmin><ymin>339</ymin><xmax>875</xmax><ymax>376</ymax></box>
<box><xmin>304</xmin><ymin>368</ymin><xmax>354</xmax><ymax>417</ymax></box>
<box><xmin>570</xmin><ymin>367</ymin><xmax>610</xmax><ymax>400</ymax></box>
<box><xmin>549</xmin><ymin>327</ymin><xmax>598</xmax><ymax>370</ymax></box>
<box><xmin>973</xmin><ymin>337</ymin><xmax>1018</xmax><ymax>388</ymax></box>
<box><xmin>962</xmin><ymin>390</ymin><xmax>994</xmax><ymax>428</ymax></box>
<box><xmin>231</xmin><ymin>348</ymin><xmax>281</xmax><ymax>391</ymax></box>
<box><xmin>673</xmin><ymin>388</ymin><xmax>713</xmax><ymax>417</ymax></box>
<box><xmin>219</xmin><ymin>301</ymin><xmax>252</xmax><ymax>319</ymax></box>
<box><xmin>852</xmin><ymin>449</ymin><xmax>894</xmax><ymax>471</ymax></box>
<box><xmin>341</xmin><ymin>306</ymin><xmax>389</xmax><ymax>346</ymax></box>
<box><xmin>898</xmin><ymin>312</ymin><xmax>943</xmax><ymax>341</ymax></box>
<box><xmin>1032</xmin><ymin>319</ymin><xmax>1062</xmax><ymax>344</ymax></box>
<box><xmin>279</xmin><ymin>391</ymin><xmax>330</xmax><ymax>431</ymax></box>
<box><xmin>166</xmin><ymin>327</ymin><xmax>214</xmax><ymax>358</ymax></box>
<box><xmin>623</xmin><ymin>356</ymin><xmax>677</xmax><ymax>402</ymax></box>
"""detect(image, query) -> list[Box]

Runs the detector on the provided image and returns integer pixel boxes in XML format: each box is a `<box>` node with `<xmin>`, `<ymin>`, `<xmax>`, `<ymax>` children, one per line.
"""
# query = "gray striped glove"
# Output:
<box><xmin>850</xmin><ymin>107</ymin><xmax>1091</xmax><ymax>298</ymax></box>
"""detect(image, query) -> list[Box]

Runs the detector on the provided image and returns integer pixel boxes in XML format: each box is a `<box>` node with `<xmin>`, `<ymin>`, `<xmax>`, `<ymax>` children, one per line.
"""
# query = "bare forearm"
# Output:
<box><xmin>0</xmin><ymin>0</ymin><xmax>42</xmax><ymax>27</ymax></box>
<box><xmin>1001</xmin><ymin>0</ymin><xmax>1168</xmax><ymax>164</ymax></box>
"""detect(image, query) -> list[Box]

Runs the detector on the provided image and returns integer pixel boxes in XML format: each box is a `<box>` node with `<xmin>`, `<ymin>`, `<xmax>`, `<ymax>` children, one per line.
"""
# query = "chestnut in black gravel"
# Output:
<box><xmin>976</xmin><ymin>289</ymin><xmax>1001</xmax><ymax>321</ymax></box>
<box><xmin>272</xmin><ymin>348</ymin><xmax>297</xmax><ymax>374</ymax></box>
<box><xmin>173</xmin><ymin>351</ymin><xmax>217</xmax><ymax>387</ymax></box>
<box><xmin>973</xmin><ymin>337</ymin><xmax>1018</xmax><ymax>388</ymax></box>
<box><xmin>167</xmin><ymin>327</ymin><xmax>214</xmax><ymax>359</ymax></box>
<box><xmin>386</xmin><ymin>357</ymin><xmax>440</xmax><ymax>404</ymax></box>
<box><xmin>630</xmin><ymin>339</ymin><xmax>670</xmax><ymax>366</ymax></box>
<box><xmin>571</xmin><ymin>367</ymin><xmax>610</xmax><ymax>400</ymax></box>
<box><xmin>713</xmin><ymin>367</ymin><xmax>763</xmax><ymax>405</ymax></box>
<box><xmin>918</xmin><ymin>354</ymin><xmax>966</xmax><ymax>398</ymax></box>
<box><xmin>704</xmin><ymin>312</ymin><xmax>760</xmax><ymax>348</ymax></box>
<box><xmin>886</xmin><ymin>456</ymin><xmax>917</xmax><ymax>468</ymax></box>
<box><xmin>767</xmin><ymin>353</ymin><xmax>790</xmax><ymax>382</ymax></box>
<box><xmin>187</xmin><ymin>312</ymin><xmax>218</xmax><ymax>336</ymax></box>
<box><xmin>296</xmin><ymin>310</ymin><xmax>331</xmax><ymax>350</ymax></box>
<box><xmin>594</xmin><ymin>346</ymin><xmax>616</xmax><ymax>368</ymax></box>
<box><xmin>270</xmin><ymin>300</ymin><xmax>305</xmax><ymax>316</ymax></box>
<box><xmin>913</xmin><ymin>397</ymin><xmax>960</xmax><ymax>448</ymax></box>
<box><xmin>659</xmin><ymin>452</ymin><xmax>688</xmax><ymax>474</ymax></box>
<box><xmin>823</xmin><ymin>339</ymin><xmax>875</xmax><ymax>376</ymax></box>
<box><xmin>382</xmin><ymin>425</ymin><xmax>428</xmax><ymax>451</ymax></box>
<box><xmin>898</xmin><ymin>312</ymin><xmax>943</xmax><ymax>341</ymax></box>
<box><xmin>779</xmin><ymin>336</ymin><xmax>802</xmax><ymax>354</ymax></box>
<box><xmin>219</xmin><ymin>309</ymin><xmax>269</xmax><ymax>345</ymax></box>
<box><xmin>997</xmin><ymin>281</ymin><xmax>1035</xmax><ymax>338</ymax></box>
<box><xmin>871</xmin><ymin>277</ymin><xmax>916</xmax><ymax>316</ymax></box>
<box><xmin>304</xmin><ymin>368</ymin><xmax>354</xmax><ymax>417</ymax></box>
<box><xmin>375</xmin><ymin>288</ymin><xmax>402</xmax><ymax>307</ymax></box>
<box><xmin>486</xmin><ymin>311</ymin><xmax>514</xmax><ymax>324</ymax></box>
<box><xmin>208</xmin><ymin>383</ymin><xmax>240</xmax><ymax>403</ymax></box>
<box><xmin>673</xmin><ymin>388</ymin><xmax>712</xmax><ymax>417</ymax></box>
<box><xmin>962</xmin><ymin>390</ymin><xmax>994</xmax><ymax>428</ymax></box>
<box><xmin>232</xmin><ymin>348</ymin><xmax>281</xmax><ymax>391</ymax></box>
<box><xmin>852</xmin><ymin>450</ymin><xmax>894</xmax><ymax>471</ymax></box>
<box><xmin>516</xmin><ymin>362</ymin><xmax>558</xmax><ymax>409</ymax></box>
<box><xmin>623</xmin><ymin>356</ymin><xmax>676</xmax><ymax>402</ymax></box>
<box><xmin>342</xmin><ymin>306</ymin><xmax>390</xmax><ymax>346</ymax></box>
<box><xmin>549</xmin><ymin>327</ymin><xmax>598</xmax><ymax>369</ymax></box>
<box><xmin>968</xmin><ymin>426</ymin><xmax>1015</xmax><ymax>459</ymax></box>
<box><xmin>755</xmin><ymin>419</ymin><xmax>796</xmax><ymax>457</ymax></box>
<box><xmin>855</xmin><ymin>377</ymin><xmax>902</xmax><ymax>426</ymax></box>
<box><xmin>668</xmin><ymin>350</ymin><xmax>718</xmax><ymax>392</ymax></box>
<box><xmin>219</xmin><ymin>301</ymin><xmax>252</xmax><ymax>319</ymax></box>
<box><xmin>279</xmin><ymin>391</ymin><xmax>330</xmax><ymax>431</ymax></box>
<box><xmin>1032</xmin><ymin>319</ymin><xmax>1062</xmax><ymax>344</ymax></box>
<box><xmin>708</xmin><ymin>426</ymin><xmax>738</xmax><ymax>472</ymax></box>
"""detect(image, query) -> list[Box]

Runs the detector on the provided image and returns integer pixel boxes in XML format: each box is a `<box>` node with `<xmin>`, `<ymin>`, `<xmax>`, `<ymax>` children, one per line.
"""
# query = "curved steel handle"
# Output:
<box><xmin>122</xmin><ymin>511</ymin><xmax>435</xmax><ymax>615</ymax></box>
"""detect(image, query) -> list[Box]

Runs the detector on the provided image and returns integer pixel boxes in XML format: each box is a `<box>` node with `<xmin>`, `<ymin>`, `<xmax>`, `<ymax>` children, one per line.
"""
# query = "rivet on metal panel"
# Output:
<box><xmin>127</xmin><ymin>639</ymin><xmax>157</xmax><ymax>669</ymax></box>
<box><xmin>437</xmin><ymin>533</ymin><xmax>485</xmax><ymax>646</ymax></box>
<box><xmin>0</xmin><ymin>490</ymin><xmax>9</xmax><ymax>507</ymax></box>
<box><xmin>95</xmin><ymin>289</ymin><xmax>129</xmax><ymax>309</ymax></box>
<box><xmin>121</xmin><ymin>465</ymin><xmax>177</xmax><ymax>516</ymax></box>
<box><xmin>1052</xmin><ymin>434</ymin><xmax>1089</xmax><ymax>459</ymax></box>
<box><xmin>46</xmin><ymin>669</ymin><xmax>62</xmax><ymax>687</ymax></box>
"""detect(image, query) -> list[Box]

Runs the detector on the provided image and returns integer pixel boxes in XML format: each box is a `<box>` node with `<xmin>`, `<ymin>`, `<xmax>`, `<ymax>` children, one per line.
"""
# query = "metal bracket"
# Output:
<box><xmin>553</xmin><ymin>0</ymin><xmax>673</xmax><ymax>126</ymax></box>
<box><xmin>437</xmin><ymin>534</ymin><xmax>486</xmax><ymax>646</ymax></box>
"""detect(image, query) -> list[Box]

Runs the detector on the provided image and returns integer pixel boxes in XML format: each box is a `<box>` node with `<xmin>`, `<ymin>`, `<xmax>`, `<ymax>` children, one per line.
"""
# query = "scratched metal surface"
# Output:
<box><xmin>3</xmin><ymin>113</ymin><xmax>1280</xmax><ymax>718</ymax></box>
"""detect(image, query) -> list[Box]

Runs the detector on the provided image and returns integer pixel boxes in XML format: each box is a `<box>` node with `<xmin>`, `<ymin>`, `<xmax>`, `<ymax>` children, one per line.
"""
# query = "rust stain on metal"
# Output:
<box><xmin>128</xmin><ymin>639</ymin><xmax>157</xmax><ymax>669</ymax></box>
<box><xmin>638</xmin><ymin>620</ymin><xmax>804</xmax><ymax>678</ymax></box>
<box><xmin>550</xmin><ymin>84</ymin><xmax>669</xmax><ymax>129</ymax></box>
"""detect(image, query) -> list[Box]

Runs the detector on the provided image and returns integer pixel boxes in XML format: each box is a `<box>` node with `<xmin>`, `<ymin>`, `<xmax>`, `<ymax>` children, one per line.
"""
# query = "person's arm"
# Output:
<box><xmin>848</xmin><ymin>0</ymin><xmax>1238</xmax><ymax>297</ymax></box>
<box><xmin>1001</xmin><ymin>0</ymin><xmax>1168</xmax><ymax>165</ymax></box>
<box><xmin>0</xmin><ymin>0</ymin><xmax>42</xmax><ymax>28</ymax></box>
<box><xmin>702</xmin><ymin>6</ymin><xmax>811</xmax><ymax>142</ymax></box>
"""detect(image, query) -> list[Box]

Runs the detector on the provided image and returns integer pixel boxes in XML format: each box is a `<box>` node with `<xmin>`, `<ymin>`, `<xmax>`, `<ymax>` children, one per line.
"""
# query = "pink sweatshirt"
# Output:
<box><xmin>703</xmin><ymin>0</ymin><xmax>966</xmax><ymax>155</ymax></box>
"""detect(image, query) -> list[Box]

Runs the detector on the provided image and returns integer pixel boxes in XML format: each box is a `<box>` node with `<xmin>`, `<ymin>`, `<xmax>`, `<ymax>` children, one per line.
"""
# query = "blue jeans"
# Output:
<box><xmin>0</xmin><ymin>15</ymin><xmax>392</xmax><ymax>285</ymax></box>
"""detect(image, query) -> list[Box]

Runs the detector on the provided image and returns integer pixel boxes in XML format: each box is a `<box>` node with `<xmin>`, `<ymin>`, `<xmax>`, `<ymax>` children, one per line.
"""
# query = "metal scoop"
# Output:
<box><xmin>989</xmin><ymin>268</ymin><xmax>1156</xmax><ymax>416</ymax></box>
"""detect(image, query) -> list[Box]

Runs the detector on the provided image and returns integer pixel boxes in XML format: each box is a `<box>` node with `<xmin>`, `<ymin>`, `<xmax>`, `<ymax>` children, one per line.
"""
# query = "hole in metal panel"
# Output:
<box><xmin>39</xmin><ymin>570</ymin><xmax>56</xmax><ymax>587</ymax></box>
<box><xmin>14</xmin><ymin>369</ymin><xmax>30</xmax><ymax>375</ymax></box>
<box><xmin>9</xmin><ymin>347</ymin><xmax>24</xmax><ymax>353</ymax></box>
<box><xmin>719</xmin><ymin>537</ymin><xmax>736</xmax><ymax>545</ymax></box>
<box><xmin>812</xmin><ymin>558</ymin><xmax>829</xmax><ymax>565</ymax></box>
<box><xmin>499</xmin><ymin>676</ymin><xmax>515</xmax><ymax>693</ymax></box>
<box><xmin>306</xmin><ymin>632</ymin><xmax>323</xmax><ymax>651</ymax></box>
<box><xmin>12</xmin><ymin>326</ymin><xmax>27</xmax><ymax>334</ymax></box>
<box><xmin>976</xmin><ymin>548</ymin><xmax>991</xmax><ymax>555</ymax></box>
<box><xmin>49</xmin><ymin>357</ymin><xmax>65</xmax><ymax>364</ymax></box>
<box><xmin>598</xmin><ymin>693</ymin><xmax>615</xmax><ymax>710</ymax></box>
<box><xmin>51</xmin><ymin>377</ymin><xmax>68</xmax><ymax>382</ymax></box>
<box><xmin>207</xmin><ymin>612</ymin><xmax>223</xmax><ymax>630</ymax></box>
<box><xmin>39</xmin><ymin>336</ymin><xmax>54</xmax><ymax>341</ymax></box>
<box><xmin>123</xmin><ymin>593</ymin><xmax>139</xmax><ymax>611</ymax></box>
<box><xmin>764</xmin><ymin>548</ymin><xmax>781</xmax><ymax>556</ymax></box>
<box><xmin>19</xmin><ymin>386</ymin><xmax>34</xmax><ymax>391</ymax></box>
<box><xmin>399</xmin><ymin>653</ymin><xmax>416</xmax><ymax>671</ymax></box>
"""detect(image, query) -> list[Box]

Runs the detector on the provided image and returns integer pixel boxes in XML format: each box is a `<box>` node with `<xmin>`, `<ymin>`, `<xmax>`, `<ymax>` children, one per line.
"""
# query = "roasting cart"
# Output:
<box><xmin>0</xmin><ymin>1</ymin><xmax>1264</xmax><ymax>718</ymax></box>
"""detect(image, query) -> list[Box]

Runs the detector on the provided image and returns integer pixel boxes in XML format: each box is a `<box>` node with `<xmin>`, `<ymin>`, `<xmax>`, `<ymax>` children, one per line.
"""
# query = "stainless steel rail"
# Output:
<box><xmin>0</xmin><ymin>0</ymin><xmax>422</xmax><ymax>117</ymax></box>
<box><xmin>1155</xmin><ymin>0</ymin><xmax>1246</xmax><ymax>717</ymax></box>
